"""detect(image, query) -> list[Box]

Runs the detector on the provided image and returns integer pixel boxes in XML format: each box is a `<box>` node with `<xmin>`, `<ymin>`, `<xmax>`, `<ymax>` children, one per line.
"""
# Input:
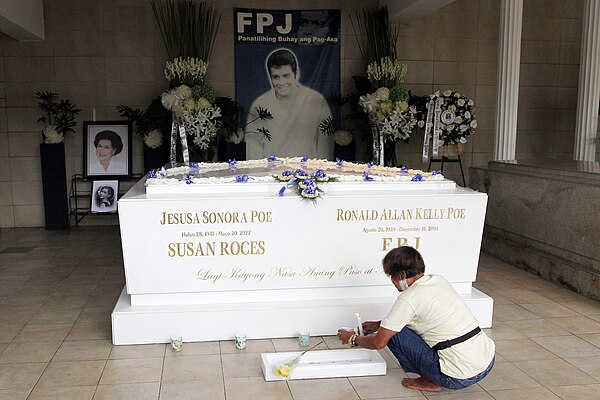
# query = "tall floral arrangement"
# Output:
<box><xmin>35</xmin><ymin>91</ymin><xmax>80</xmax><ymax>144</ymax></box>
<box><xmin>351</xmin><ymin>7</ymin><xmax>417</xmax><ymax>166</ymax></box>
<box><xmin>358</xmin><ymin>57</ymin><xmax>417</xmax><ymax>165</ymax></box>
<box><xmin>151</xmin><ymin>0</ymin><xmax>222</xmax><ymax>162</ymax></box>
<box><xmin>160</xmin><ymin>57</ymin><xmax>221</xmax><ymax>159</ymax></box>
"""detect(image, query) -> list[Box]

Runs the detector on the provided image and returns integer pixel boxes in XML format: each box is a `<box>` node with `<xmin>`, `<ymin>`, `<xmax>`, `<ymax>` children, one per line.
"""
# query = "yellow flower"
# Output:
<box><xmin>182</xmin><ymin>98</ymin><xmax>196</xmax><ymax>110</ymax></box>
<box><xmin>198</xmin><ymin>97</ymin><xmax>212</xmax><ymax>109</ymax></box>
<box><xmin>397</xmin><ymin>101</ymin><xmax>409</xmax><ymax>111</ymax></box>
<box><xmin>379</xmin><ymin>100</ymin><xmax>394</xmax><ymax>116</ymax></box>
<box><xmin>274</xmin><ymin>364</ymin><xmax>293</xmax><ymax>379</ymax></box>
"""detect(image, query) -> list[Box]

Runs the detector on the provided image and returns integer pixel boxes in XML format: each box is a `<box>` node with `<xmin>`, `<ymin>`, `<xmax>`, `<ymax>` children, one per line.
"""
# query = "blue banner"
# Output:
<box><xmin>234</xmin><ymin>8</ymin><xmax>341</xmax><ymax>160</ymax></box>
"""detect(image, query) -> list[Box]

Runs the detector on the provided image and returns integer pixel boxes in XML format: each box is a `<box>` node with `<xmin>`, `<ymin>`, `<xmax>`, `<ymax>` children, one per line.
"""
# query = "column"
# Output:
<box><xmin>574</xmin><ymin>0</ymin><xmax>600</xmax><ymax>161</ymax></box>
<box><xmin>493</xmin><ymin>0</ymin><xmax>523</xmax><ymax>161</ymax></box>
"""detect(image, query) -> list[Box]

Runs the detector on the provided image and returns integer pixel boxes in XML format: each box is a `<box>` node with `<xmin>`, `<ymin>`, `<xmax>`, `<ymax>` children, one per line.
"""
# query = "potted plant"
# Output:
<box><xmin>117</xmin><ymin>98</ymin><xmax>171</xmax><ymax>173</ymax></box>
<box><xmin>319</xmin><ymin>92</ymin><xmax>365</xmax><ymax>161</ymax></box>
<box><xmin>35</xmin><ymin>91</ymin><xmax>81</xmax><ymax>230</ymax></box>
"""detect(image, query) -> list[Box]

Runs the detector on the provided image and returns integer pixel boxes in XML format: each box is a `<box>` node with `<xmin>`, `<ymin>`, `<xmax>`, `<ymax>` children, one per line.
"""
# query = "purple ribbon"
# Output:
<box><xmin>279</xmin><ymin>177</ymin><xmax>297</xmax><ymax>196</ymax></box>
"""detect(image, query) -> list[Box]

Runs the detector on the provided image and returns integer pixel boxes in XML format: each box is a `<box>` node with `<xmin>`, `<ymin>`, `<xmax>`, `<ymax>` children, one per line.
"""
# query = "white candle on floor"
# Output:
<box><xmin>355</xmin><ymin>312</ymin><xmax>363</xmax><ymax>336</ymax></box>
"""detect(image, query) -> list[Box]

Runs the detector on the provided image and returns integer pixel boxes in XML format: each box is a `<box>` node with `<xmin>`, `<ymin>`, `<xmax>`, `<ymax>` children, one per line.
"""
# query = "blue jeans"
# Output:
<box><xmin>387</xmin><ymin>327</ymin><xmax>494</xmax><ymax>389</ymax></box>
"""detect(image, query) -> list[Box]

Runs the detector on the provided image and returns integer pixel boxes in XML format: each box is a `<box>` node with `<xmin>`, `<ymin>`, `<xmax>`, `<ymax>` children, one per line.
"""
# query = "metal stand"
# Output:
<box><xmin>427</xmin><ymin>155</ymin><xmax>466</xmax><ymax>187</ymax></box>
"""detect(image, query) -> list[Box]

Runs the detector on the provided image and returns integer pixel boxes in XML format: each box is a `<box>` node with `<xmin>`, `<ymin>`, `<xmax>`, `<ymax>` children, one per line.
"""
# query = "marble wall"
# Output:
<box><xmin>0</xmin><ymin>0</ymin><xmax>586</xmax><ymax>227</ymax></box>
<box><xmin>470</xmin><ymin>160</ymin><xmax>600</xmax><ymax>300</ymax></box>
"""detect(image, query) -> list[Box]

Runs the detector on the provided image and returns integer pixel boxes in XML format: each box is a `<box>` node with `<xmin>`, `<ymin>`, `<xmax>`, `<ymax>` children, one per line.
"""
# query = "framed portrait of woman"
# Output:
<box><xmin>90</xmin><ymin>180</ymin><xmax>119</xmax><ymax>213</ymax></box>
<box><xmin>84</xmin><ymin>121</ymin><xmax>132</xmax><ymax>179</ymax></box>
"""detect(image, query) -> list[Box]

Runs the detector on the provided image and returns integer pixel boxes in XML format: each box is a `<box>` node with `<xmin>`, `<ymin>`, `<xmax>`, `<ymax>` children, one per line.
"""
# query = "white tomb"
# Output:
<box><xmin>112</xmin><ymin>160</ymin><xmax>493</xmax><ymax>345</ymax></box>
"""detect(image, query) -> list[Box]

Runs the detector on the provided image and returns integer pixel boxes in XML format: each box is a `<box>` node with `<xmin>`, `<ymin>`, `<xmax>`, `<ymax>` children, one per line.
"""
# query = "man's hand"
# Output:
<box><xmin>337</xmin><ymin>329</ymin><xmax>355</xmax><ymax>344</ymax></box>
<box><xmin>362</xmin><ymin>320</ymin><xmax>381</xmax><ymax>335</ymax></box>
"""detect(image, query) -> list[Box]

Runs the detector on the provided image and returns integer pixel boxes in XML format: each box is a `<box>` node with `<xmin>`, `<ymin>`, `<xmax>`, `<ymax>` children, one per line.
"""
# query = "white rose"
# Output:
<box><xmin>460</xmin><ymin>124</ymin><xmax>468</xmax><ymax>131</ymax></box>
<box><xmin>454</xmin><ymin>92</ymin><xmax>461</xmax><ymax>98</ymax></box>
<box><xmin>454</xmin><ymin>116</ymin><xmax>463</xmax><ymax>124</ymax></box>
<box><xmin>447</xmin><ymin>124</ymin><xmax>455</xmax><ymax>131</ymax></box>
<box><xmin>460</xmin><ymin>137</ymin><xmax>467</xmax><ymax>143</ymax></box>
<box><xmin>457</xmin><ymin>99</ymin><xmax>465</xmax><ymax>106</ymax></box>
<box><xmin>374</xmin><ymin>87</ymin><xmax>390</xmax><ymax>102</ymax></box>
<box><xmin>465</xmin><ymin>111</ymin><xmax>471</xmax><ymax>119</ymax></box>
<box><xmin>175</xmin><ymin>84</ymin><xmax>192</xmax><ymax>99</ymax></box>
<box><xmin>448</xmin><ymin>105</ymin><xmax>456</xmax><ymax>111</ymax></box>
<box><xmin>443</xmin><ymin>90</ymin><xmax>452</xmax><ymax>97</ymax></box>
<box><xmin>417</xmin><ymin>120</ymin><xmax>425</xmax><ymax>128</ymax></box>
<box><xmin>468</xmin><ymin>100</ymin><xmax>474</xmax><ymax>106</ymax></box>
<box><xmin>470</xmin><ymin>119</ymin><xmax>478</xmax><ymax>128</ymax></box>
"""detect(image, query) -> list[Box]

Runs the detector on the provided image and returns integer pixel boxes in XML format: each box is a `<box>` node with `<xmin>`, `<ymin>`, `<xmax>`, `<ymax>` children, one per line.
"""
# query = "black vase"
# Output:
<box><xmin>334</xmin><ymin>142</ymin><xmax>356</xmax><ymax>161</ymax></box>
<box><xmin>40</xmin><ymin>143</ymin><xmax>68</xmax><ymax>230</ymax></box>
<box><xmin>143</xmin><ymin>143</ymin><xmax>170</xmax><ymax>174</ymax></box>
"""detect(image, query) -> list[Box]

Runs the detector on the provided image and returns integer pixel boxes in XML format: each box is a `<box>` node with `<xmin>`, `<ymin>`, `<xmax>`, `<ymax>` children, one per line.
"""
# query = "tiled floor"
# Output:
<box><xmin>0</xmin><ymin>227</ymin><xmax>599</xmax><ymax>400</ymax></box>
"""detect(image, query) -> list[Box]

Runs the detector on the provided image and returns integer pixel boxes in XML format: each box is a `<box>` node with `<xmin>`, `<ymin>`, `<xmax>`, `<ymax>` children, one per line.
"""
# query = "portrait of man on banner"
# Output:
<box><xmin>234</xmin><ymin>9</ymin><xmax>341</xmax><ymax>160</ymax></box>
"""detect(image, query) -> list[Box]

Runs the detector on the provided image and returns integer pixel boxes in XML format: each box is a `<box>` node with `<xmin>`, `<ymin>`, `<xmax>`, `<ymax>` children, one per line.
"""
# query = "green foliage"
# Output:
<box><xmin>214</xmin><ymin>96</ymin><xmax>241</xmax><ymax>137</ymax></box>
<box><xmin>389</xmin><ymin>86</ymin><xmax>409</xmax><ymax>103</ymax></box>
<box><xmin>192</xmin><ymin>84</ymin><xmax>216</xmax><ymax>103</ymax></box>
<box><xmin>35</xmin><ymin>90</ymin><xmax>81</xmax><ymax>136</ymax></box>
<box><xmin>245</xmin><ymin>106</ymin><xmax>273</xmax><ymax>142</ymax></box>
<box><xmin>350</xmin><ymin>6</ymin><xmax>399</xmax><ymax>69</ymax></box>
<box><xmin>151</xmin><ymin>0</ymin><xmax>221</xmax><ymax>61</ymax></box>
<box><xmin>319</xmin><ymin>92</ymin><xmax>366</xmax><ymax>139</ymax></box>
<box><xmin>117</xmin><ymin>97</ymin><xmax>172</xmax><ymax>138</ymax></box>
<box><xmin>319</xmin><ymin>116</ymin><xmax>336</xmax><ymax>136</ymax></box>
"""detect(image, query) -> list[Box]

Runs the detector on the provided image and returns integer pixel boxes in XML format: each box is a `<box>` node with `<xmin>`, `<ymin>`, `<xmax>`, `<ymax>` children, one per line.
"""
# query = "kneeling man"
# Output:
<box><xmin>338</xmin><ymin>246</ymin><xmax>495</xmax><ymax>392</ymax></box>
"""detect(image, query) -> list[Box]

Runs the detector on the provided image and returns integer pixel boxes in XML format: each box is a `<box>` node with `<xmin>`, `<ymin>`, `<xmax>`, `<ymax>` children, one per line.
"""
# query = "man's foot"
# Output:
<box><xmin>402</xmin><ymin>377</ymin><xmax>442</xmax><ymax>392</ymax></box>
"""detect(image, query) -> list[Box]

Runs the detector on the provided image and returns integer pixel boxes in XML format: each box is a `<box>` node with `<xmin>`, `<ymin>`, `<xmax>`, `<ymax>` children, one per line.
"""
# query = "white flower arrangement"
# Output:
<box><xmin>160</xmin><ymin>57</ymin><xmax>222</xmax><ymax>156</ymax></box>
<box><xmin>164</xmin><ymin>57</ymin><xmax>209</xmax><ymax>86</ymax></box>
<box><xmin>42</xmin><ymin>125</ymin><xmax>64</xmax><ymax>144</ymax></box>
<box><xmin>334</xmin><ymin>130</ymin><xmax>353</xmax><ymax>147</ymax></box>
<box><xmin>144</xmin><ymin>129</ymin><xmax>163</xmax><ymax>149</ymax></box>
<box><xmin>180</xmin><ymin>98</ymin><xmax>221</xmax><ymax>150</ymax></box>
<box><xmin>379</xmin><ymin>105</ymin><xmax>418</xmax><ymax>141</ymax></box>
<box><xmin>161</xmin><ymin>87</ymin><xmax>221</xmax><ymax>151</ymax></box>
<box><xmin>359</xmin><ymin>92</ymin><xmax>417</xmax><ymax>142</ymax></box>
<box><xmin>421</xmin><ymin>90</ymin><xmax>477</xmax><ymax>145</ymax></box>
<box><xmin>358</xmin><ymin>58</ymin><xmax>417</xmax><ymax>144</ymax></box>
<box><xmin>367</xmin><ymin>57</ymin><xmax>407</xmax><ymax>89</ymax></box>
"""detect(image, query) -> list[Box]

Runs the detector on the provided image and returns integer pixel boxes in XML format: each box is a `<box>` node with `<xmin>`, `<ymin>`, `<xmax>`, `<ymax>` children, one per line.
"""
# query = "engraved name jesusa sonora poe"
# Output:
<box><xmin>159</xmin><ymin>210</ymin><xmax>272</xmax><ymax>225</ymax></box>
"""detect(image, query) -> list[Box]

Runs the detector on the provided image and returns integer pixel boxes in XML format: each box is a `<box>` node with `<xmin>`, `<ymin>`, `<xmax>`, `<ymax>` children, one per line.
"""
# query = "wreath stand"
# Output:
<box><xmin>427</xmin><ymin>155</ymin><xmax>466</xmax><ymax>187</ymax></box>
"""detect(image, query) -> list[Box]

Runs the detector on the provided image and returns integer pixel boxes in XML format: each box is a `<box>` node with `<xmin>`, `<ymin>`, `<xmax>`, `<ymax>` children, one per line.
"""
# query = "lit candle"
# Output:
<box><xmin>93</xmin><ymin>108</ymin><xmax>96</xmax><ymax>121</ymax></box>
<box><xmin>355</xmin><ymin>312</ymin><xmax>364</xmax><ymax>336</ymax></box>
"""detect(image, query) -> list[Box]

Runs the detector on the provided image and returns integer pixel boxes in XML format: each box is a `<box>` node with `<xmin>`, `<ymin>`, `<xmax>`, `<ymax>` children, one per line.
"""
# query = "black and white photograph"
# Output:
<box><xmin>84</xmin><ymin>121</ymin><xmax>132</xmax><ymax>178</ymax></box>
<box><xmin>90</xmin><ymin>180</ymin><xmax>118</xmax><ymax>213</ymax></box>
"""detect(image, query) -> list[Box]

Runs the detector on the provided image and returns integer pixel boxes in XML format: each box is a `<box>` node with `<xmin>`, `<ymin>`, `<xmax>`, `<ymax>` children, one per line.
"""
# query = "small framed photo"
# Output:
<box><xmin>90</xmin><ymin>180</ymin><xmax>119</xmax><ymax>213</ymax></box>
<box><xmin>84</xmin><ymin>121</ymin><xmax>132</xmax><ymax>179</ymax></box>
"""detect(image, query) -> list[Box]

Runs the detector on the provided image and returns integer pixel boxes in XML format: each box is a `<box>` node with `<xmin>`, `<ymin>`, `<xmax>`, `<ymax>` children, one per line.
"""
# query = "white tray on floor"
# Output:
<box><xmin>261</xmin><ymin>348</ymin><xmax>387</xmax><ymax>381</ymax></box>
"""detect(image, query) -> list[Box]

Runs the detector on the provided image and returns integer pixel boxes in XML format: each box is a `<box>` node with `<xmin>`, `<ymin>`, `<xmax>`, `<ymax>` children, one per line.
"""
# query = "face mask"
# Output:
<box><xmin>399</xmin><ymin>279</ymin><xmax>409</xmax><ymax>291</ymax></box>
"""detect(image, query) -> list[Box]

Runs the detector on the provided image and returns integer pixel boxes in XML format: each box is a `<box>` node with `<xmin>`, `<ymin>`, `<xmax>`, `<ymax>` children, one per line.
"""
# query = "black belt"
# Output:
<box><xmin>432</xmin><ymin>327</ymin><xmax>481</xmax><ymax>351</ymax></box>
